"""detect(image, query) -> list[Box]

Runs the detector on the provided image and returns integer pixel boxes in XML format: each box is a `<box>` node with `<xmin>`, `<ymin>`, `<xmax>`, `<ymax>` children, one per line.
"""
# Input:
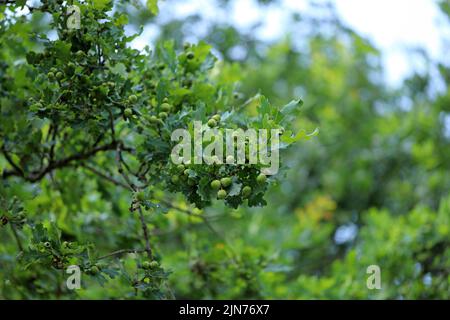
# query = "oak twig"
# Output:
<box><xmin>10</xmin><ymin>224</ymin><xmax>23</xmax><ymax>252</ymax></box>
<box><xmin>98</xmin><ymin>248</ymin><xmax>146</xmax><ymax>260</ymax></box>
<box><xmin>2</xmin><ymin>141</ymin><xmax>119</xmax><ymax>181</ymax></box>
<box><xmin>137</xmin><ymin>206</ymin><xmax>153</xmax><ymax>260</ymax></box>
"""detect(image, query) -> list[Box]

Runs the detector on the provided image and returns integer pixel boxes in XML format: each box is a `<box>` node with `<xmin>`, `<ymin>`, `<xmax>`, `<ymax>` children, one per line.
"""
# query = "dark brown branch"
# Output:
<box><xmin>1</xmin><ymin>146</ymin><xmax>24</xmax><ymax>177</ymax></box>
<box><xmin>137</xmin><ymin>206</ymin><xmax>153</xmax><ymax>260</ymax></box>
<box><xmin>98</xmin><ymin>248</ymin><xmax>146</xmax><ymax>260</ymax></box>
<box><xmin>115</xmin><ymin>143</ymin><xmax>136</xmax><ymax>191</ymax></box>
<box><xmin>82</xmin><ymin>163</ymin><xmax>131</xmax><ymax>190</ymax></box>
<box><xmin>2</xmin><ymin>141</ymin><xmax>119</xmax><ymax>182</ymax></box>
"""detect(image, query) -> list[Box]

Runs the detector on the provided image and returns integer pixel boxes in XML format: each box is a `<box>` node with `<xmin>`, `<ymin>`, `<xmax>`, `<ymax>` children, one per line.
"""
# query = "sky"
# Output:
<box><xmin>14</xmin><ymin>0</ymin><xmax>449</xmax><ymax>87</ymax></box>
<box><xmin>144</xmin><ymin>0</ymin><xmax>448</xmax><ymax>87</ymax></box>
<box><xmin>328</xmin><ymin>0</ymin><xmax>447</xmax><ymax>85</ymax></box>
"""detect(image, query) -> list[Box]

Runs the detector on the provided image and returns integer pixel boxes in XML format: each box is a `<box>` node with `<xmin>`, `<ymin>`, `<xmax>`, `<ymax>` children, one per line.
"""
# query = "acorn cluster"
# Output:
<box><xmin>142</xmin><ymin>260</ymin><xmax>160</xmax><ymax>270</ymax></box>
<box><xmin>126</xmin><ymin>96</ymin><xmax>175</xmax><ymax>129</ymax></box>
<box><xmin>210</xmin><ymin>173</ymin><xmax>266</xmax><ymax>200</ymax></box>
<box><xmin>27</xmin><ymin>46</ymin><xmax>122</xmax><ymax>122</ymax></box>
<box><xmin>168</xmin><ymin>146</ymin><xmax>270</xmax><ymax>208</ymax></box>
<box><xmin>24</xmin><ymin>2</ymin><xmax>133</xmax><ymax>124</ymax></box>
<box><xmin>207</xmin><ymin>114</ymin><xmax>221</xmax><ymax>128</ymax></box>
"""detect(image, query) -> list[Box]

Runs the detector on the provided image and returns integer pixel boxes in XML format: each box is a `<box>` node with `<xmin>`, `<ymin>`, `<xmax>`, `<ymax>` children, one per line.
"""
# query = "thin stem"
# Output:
<box><xmin>116</xmin><ymin>143</ymin><xmax>136</xmax><ymax>191</ymax></box>
<box><xmin>137</xmin><ymin>206</ymin><xmax>152</xmax><ymax>260</ymax></box>
<box><xmin>159</xmin><ymin>199</ymin><xmax>203</xmax><ymax>218</ymax></box>
<box><xmin>1</xmin><ymin>146</ymin><xmax>24</xmax><ymax>177</ymax></box>
<box><xmin>98</xmin><ymin>248</ymin><xmax>145</xmax><ymax>260</ymax></box>
<box><xmin>2</xmin><ymin>141</ymin><xmax>120</xmax><ymax>181</ymax></box>
<box><xmin>119</xmin><ymin>151</ymin><xmax>132</xmax><ymax>173</ymax></box>
<box><xmin>160</xmin><ymin>200</ymin><xmax>238</xmax><ymax>262</ymax></box>
<box><xmin>107</xmin><ymin>108</ymin><xmax>116</xmax><ymax>142</ymax></box>
<box><xmin>10</xmin><ymin>224</ymin><xmax>23</xmax><ymax>252</ymax></box>
<box><xmin>82</xmin><ymin>163</ymin><xmax>131</xmax><ymax>190</ymax></box>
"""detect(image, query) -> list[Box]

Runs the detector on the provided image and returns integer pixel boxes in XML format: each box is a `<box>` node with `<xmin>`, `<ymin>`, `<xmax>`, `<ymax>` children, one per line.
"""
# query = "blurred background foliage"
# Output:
<box><xmin>1</xmin><ymin>0</ymin><xmax>449</xmax><ymax>299</ymax></box>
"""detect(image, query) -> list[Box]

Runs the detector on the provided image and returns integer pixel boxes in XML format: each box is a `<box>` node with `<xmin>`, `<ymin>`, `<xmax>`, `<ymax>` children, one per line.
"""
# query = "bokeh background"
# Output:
<box><xmin>126</xmin><ymin>0</ymin><xmax>450</xmax><ymax>299</ymax></box>
<box><xmin>1</xmin><ymin>0</ymin><xmax>449</xmax><ymax>299</ymax></box>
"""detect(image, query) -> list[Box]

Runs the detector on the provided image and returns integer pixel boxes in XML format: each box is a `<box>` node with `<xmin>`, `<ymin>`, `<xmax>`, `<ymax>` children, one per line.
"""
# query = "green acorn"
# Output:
<box><xmin>129</xmin><ymin>94</ymin><xmax>138</xmax><ymax>103</ymax></box>
<box><xmin>124</xmin><ymin>108</ymin><xmax>133</xmax><ymax>117</ymax></box>
<box><xmin>56</xmin><ymin>71</ymin><xmax>64</xmax><ymax>80</ymax></box>
<box><xmin>171</xmin><ymin>175</ymin><xmax>179</xmax><ymax>184</ymax></box>
<box><xmin>160</xmin><ymin>103</ymin><xmax>171</xmax><ymax>112</ymax></box>
<box><xmin>158</xmin><ymin>112</ymin><xmax>168</xmax><ymax>119</ymax></box>
<box><xmin>210</xmin><ymin>180</ymin><xmax>221</xmax><ymax>190</ymax></box>
<box><xmin>149</xmin><ymin>115</ymin><xmax>159</xmax><ymax>124</ymax></box>
<box><xmin>212</xmin><ymin>114</ymin><xmax>221</xmax><ymax>122</ymax></box>
<box><xmin>242</xmin><ymin>186</ymin><xmax>252</xmax><ymax>198</ymax></box>
<box><xmin>207</xmin><ymin>119</ymin><xmax>217</xmax><ymax>128</ymax></box>
<box><xmin>90</xmin><ymin>265</ymin><xmax>99</xmax><ymax>274</ymax></box>
<box><xmin>177</xmin><ymin>164</ymin><xmax>185</xmax><ymax>172</ymax></box>
<box><xmin>217</xmin><ymin>189</ymin><xmax>227</xmax><ymax>199</ymax></box>
<box><xmin>149</xmin><ymin>261</ymin><xmax>159</xmax><ymax>268</ymax></box>
<box><xmin>47</xmin><ymin>72</ymin><xmax>55</xmax><ymax>80</ymax></box>
<box><xmin>142</xmin><ymin>261</ymin><xmax>151</xmax><ymax>269</ymax></box>
<box><xmin>220</xmin><ymin>177</ymin><xmax>232</xmax><ymax>188</ymax></box>
<box><xmin>256</xmin><ymin>173</ymin><xmax>267</xmax><ymax>185</ymax></box>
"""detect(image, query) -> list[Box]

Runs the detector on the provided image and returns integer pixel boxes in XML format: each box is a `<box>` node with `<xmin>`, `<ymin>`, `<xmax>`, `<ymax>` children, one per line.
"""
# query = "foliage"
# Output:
<box><xmin>0</xmin><ymin>0</ymin><xmax>308</xmax><ymax>299</ymax></box>
<box><xmin>0</xmin><ymin>0</ymin><xmax>449</xmax><ymax>299</ymax></box>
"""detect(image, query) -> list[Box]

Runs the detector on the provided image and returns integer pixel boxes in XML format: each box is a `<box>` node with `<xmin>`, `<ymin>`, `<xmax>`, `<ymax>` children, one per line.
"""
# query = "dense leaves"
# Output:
<box><xmin>1</xmin><ymin>0</ymin><xmax>449</xmax><ymax>299</ymax></box>
<box><xmin>0</xmin><ymin>0</ymin><xmax>308</xmax><ymax>299</ymax></box>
